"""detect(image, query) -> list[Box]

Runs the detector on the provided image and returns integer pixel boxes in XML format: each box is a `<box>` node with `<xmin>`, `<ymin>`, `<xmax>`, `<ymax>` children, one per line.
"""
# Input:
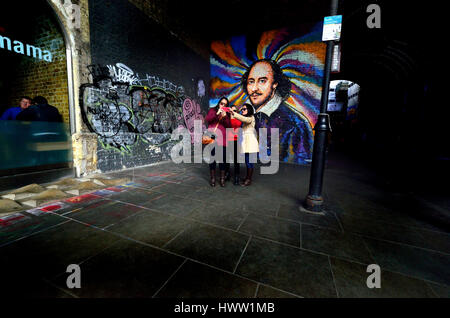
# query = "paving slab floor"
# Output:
<box><xmin>1</xmin><ymin>153</ymin><xmax>449</xmax><ymax>298</ymax></box>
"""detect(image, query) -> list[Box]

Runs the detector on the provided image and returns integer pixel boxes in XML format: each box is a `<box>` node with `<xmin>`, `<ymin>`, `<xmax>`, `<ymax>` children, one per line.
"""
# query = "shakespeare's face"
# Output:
<box><xmin>246</xmin><ymin>61</ymin><xmax>278</xmax><ymax>108</ymax></box>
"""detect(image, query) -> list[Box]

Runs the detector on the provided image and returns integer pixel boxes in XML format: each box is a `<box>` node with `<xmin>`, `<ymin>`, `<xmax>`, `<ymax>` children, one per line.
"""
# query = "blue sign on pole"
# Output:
<box><xmin>322</xmin><ymin>15</ymin><xmax>342</xmax><ymax>41</ymax></box>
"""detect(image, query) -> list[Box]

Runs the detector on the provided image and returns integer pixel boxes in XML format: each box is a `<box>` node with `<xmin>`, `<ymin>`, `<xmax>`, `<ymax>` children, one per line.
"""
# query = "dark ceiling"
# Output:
<box><xmin>164</xmin><ymin>0</ymin><xmax>443</xmax><ymax>80</ymax></box>
<box><xmin>167</xmin><ymin>0</ymin><xmax>443</xmax><ymax>83</ymax></box>
<box><xmin>167</xmin><ymin>0</ymin><xmax>330</xmax><ymax>40</ymax></box>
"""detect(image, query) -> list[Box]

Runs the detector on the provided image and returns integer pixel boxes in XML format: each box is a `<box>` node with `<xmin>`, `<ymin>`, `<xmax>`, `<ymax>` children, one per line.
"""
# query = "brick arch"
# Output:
<box><xmin>45</xmin><ymin>0</ymin><xmax>93</xmax><ymax>136</ymax></box>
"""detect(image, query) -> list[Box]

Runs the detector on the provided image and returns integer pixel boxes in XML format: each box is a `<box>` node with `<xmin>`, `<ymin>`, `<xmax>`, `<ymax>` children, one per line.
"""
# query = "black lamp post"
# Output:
<box><xmin>304</xmin><ymin>0</ymin><xmax>339</xmax><ymax>212</ymax></box>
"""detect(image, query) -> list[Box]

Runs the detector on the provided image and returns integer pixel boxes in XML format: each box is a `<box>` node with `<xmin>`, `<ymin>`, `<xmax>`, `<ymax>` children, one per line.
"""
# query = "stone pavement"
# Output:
<box><xmin>0</xmin><ymin>175</ymin><xmax>131</xmax><ymax>216</ymax></box>
<box><xmin>0</xmin><ymin>156</ymin><xmax>449</xmax><ymax>298</ymax></box>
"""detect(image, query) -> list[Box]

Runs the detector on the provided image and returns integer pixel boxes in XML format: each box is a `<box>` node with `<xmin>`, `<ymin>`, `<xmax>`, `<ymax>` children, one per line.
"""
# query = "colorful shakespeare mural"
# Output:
<box><xmin>210</xmin><ymin>24</ymin><xmax>326</xmax><ymax>164</ymax></box>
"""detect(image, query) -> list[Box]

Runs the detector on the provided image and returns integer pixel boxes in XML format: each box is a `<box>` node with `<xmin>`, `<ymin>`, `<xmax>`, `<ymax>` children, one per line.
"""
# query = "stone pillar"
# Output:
<box><xmin>72</xmin><ymin>132</ymin><xmax>98</xmax><ymax>177</ymax></box>
<box><xmin>47</xmin><ymin>0</ymin><xmax>98</xmax><ymax>177</ymax></box>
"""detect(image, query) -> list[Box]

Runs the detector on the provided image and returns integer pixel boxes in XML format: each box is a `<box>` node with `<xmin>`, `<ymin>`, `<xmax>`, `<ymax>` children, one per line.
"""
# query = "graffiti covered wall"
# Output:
<box><xmin>210</xmin><ymin>24</ymin><xmax>326</xmax><ymax>164</ymax></box>
<box><xmin>86</xmin><ymin>0</ymin><xmax>209</xmax><ymax>172</ymax></box>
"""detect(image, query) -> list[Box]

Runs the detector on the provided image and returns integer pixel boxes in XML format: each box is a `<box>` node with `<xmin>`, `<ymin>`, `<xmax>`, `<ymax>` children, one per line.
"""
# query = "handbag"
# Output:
<box><xmin>202</xmin><ymin>121</ymin><xmax>219</xmax><ymax>145</ymax></box>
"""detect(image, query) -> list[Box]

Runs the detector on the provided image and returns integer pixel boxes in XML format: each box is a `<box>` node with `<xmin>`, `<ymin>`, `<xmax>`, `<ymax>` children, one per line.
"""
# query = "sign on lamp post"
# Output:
<box><xmin>322</xmin><ymin>15</ymin><xmax>342</xmax><ymax>41</ymax></box>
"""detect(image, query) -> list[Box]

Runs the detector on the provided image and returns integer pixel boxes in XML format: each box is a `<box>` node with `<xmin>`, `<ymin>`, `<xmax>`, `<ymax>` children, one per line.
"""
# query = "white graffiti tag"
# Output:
<box><xmin>106</xmin><ymin>63</ymin><xmax>184</xmax><ymax>94</ymax></box>
<box><xmin>107</xmin><ymin>63</ymin><xmax>140</xmax><ymax>85</ymax></box>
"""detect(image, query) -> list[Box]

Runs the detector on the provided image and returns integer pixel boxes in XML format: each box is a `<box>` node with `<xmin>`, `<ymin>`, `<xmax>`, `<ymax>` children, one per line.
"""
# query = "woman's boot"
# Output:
<box><xmin>241</xmin><ymin>168</ymin><xmax>253</xmax><ymax>186</ymax></box>
<box><xmin>233</xmin><ymin>164</ymin><xmax>240</xmax><ymax>185</ymax></box>
<box><xmin>225</xmin><ymin>171</ymin><xmax>231</xmax><ymax>182</ymax></box>
<box><xmin>209</xmin><ymin>169</ymin><xmax>216</xmax><ymax>187</ymax></box>
<box><xmin>219</xmin><ymin>170</ymin><xmax>226</xmax><ymax>187</ymax></box>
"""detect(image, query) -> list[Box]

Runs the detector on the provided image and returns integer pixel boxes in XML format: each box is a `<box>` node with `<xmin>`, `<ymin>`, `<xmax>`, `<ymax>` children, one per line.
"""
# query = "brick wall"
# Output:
<box><xmin>7</xmin><ymin>15</ymin><xmax>70</xmax><ymax>123</ymax></box>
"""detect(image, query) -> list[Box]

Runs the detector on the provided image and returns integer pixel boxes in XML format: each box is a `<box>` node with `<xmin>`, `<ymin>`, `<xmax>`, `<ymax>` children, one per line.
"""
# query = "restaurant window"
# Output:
<box><xmin>0</xmin><ymin>0</ymin><xmax>73</xmax><ymax>185</ymax></box>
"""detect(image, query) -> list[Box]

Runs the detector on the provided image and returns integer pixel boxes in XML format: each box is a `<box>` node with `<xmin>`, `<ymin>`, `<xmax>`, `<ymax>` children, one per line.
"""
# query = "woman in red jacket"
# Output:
<box><xmin>226</xmin><ymin>105</ymin><xmax>242</xmax><ymax>185</ymax></box>
<box><xmin>205</xmin><ymin>97</ymin><xmax>231</xmax><ymax>187</ymax></box>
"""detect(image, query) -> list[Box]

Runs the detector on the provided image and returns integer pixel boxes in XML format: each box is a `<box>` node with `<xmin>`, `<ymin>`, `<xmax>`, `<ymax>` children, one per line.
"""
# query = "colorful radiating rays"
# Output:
<box><xmin>210</xmin><ymin>23</ymin><xmax>326</xmax><ymax>132</ymax></box>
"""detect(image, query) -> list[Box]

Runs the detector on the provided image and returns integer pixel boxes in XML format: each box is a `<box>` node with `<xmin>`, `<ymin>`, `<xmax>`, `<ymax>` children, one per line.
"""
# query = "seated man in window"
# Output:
<box><xmin>16</xmin><ymin>96</ymin><xmax>63</xmax><ymax>122</ymax></box>
<box><xmin>0</xmin><ymin>96</ymin><xmax>32</xmax><ymax>120</ymax></box>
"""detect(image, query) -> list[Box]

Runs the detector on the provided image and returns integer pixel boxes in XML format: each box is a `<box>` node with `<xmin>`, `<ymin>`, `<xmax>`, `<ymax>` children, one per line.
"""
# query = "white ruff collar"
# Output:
<box><xmin>256</xmin><ymin>93</ymin><xmax>282</xmax><ymax>117</ymax></box>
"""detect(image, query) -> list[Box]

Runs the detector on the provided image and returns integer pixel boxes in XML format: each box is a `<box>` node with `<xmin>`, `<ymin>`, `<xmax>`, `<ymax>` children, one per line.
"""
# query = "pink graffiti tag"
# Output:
<box><xmin>183</xmin><ymin>98</ymin><xmax>205</xmax><ymax>143</ymax></box>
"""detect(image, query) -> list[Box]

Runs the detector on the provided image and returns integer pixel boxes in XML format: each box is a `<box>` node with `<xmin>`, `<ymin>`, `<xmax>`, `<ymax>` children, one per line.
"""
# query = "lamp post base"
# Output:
<box><xmin>304</xmin><ymin>194</ymin><xmax>324</xmax><ymax>212</ymax></box>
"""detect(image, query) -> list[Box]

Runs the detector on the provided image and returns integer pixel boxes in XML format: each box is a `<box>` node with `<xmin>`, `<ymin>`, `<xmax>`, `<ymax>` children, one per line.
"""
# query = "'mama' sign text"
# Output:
<box><xmin>1</xmin><ymin>34</ymin><xmax>53</xmax><ymax>62</ymax></box>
